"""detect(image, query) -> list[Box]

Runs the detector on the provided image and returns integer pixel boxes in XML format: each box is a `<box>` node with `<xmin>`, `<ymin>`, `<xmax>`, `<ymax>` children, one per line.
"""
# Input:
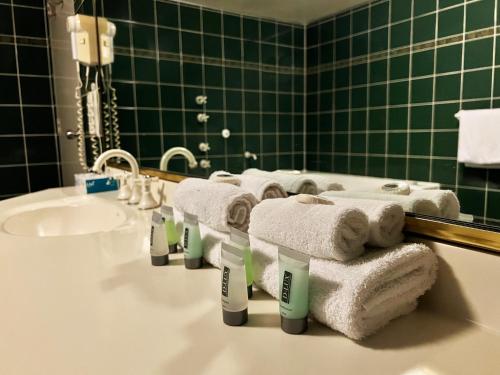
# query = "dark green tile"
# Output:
<box><xmin>320</xmin><ymin>42</ymin><xmax>334</xmax><ymax>64</ymax></box>
<box><xmin>336</xmin><ymin>13</ymin><xmax>351</xmax><ymax>39</ymax></box>
<box><xmin>390</xmin><ymin>81</ymin><xmax>409</xmax><ymax>105</ymax></box>
<box><xmin>411</xmin><ymin>78</ymin><xmax>433</xmax><ymax>103</ymax></box>
<box><xmin>243</xmin><ymin>18</ymin><xmax>259</xmax><ymax>40</ymax></box>
<box><xmin>350</xmin><ymin>156</ymin><xmax>367</xmax><ymax>175</ymax></box>
<box><xmin>435</xmin><ymin>74</ymin><xmax>461</xmax><ymax>101</ymax></box>
<box><xmin>161</xmin><ymin>85</ymin><xmax>182</xmax><ymax>108</ymax></box>
<box><xmin>389</xmin><ymin>107</ymin><xmax>408</xmax><ymax>130</ymax></box>
<box><xmin>335</xmin><ymin>112</ymin><xmax>349</xmax><ymax>131</ymax></box>
<box><xmin>387</xmin><ymin>157</ymin><xmax>407</xmax><ymax>179</ymax></box>
<box><xmin>388</xmin><ymin>132</ymin><xmax>407</xmax><ymax>155</ymax></box>
<box><xmin>158</xmin><ymin>28</ymin><xmax>179</xmax><ymax>53</ymax></box>
<box><xmin>432</xmin><ymin>131</ymin><xmax>458</xmax><ymax>157</ymax></box>
<box><xmin>157</xmin><ymin>1</ymin><xmax>178</xmax><ymax>28</ymax></box>
<box><xmin>370</xmin><ymin>59</ymin><xmax>387</xmax><ymax>83</ymax></box>
<box><xmin>391</xmin><ymin>0</ymin><xmax>412</xmax><ymax>22</ymax></box>
<box><xmin>368</xmin><ymin>133</ymin><xmax>386</xmax><ymax>154</ymax></box>
<box><xmin>351</xmin><ymin>110</ymin><xmax>367</xmax><ymax>131</ymax></box>
<box><xmin>434</xmin><ymin>102</ymin><xmax>460</xmax><ymax>129</ymax></box>
<box><xmin>183</xmin><ymin>63</ymin><xmax>202</xmax><ymax>85</ymax></box>
<box><xmin>103</xmin><ymin>0</ymin><xmax>129</xmax><ymax>20</ymax></box>
<box><xmin>205</xmin><ymin>64</ymin><xmax>223</xmax><ymax>87</ymax></box>
<box><xmin>410</xmin><ymin>132</ymin><xmax>431</xmax><ymax>155</ymax></box>
<box><xmin>203</xmin><ymin>9</ymin><xmax>221</xmax><ymax>34</ymax></box>
<box><xmin>486</xmin><ymin>191</ymin><xmax>500</xmax><ymax>220</ymax></box>
<box><xmin>369</xmin><ymin>109</ymin><xmax>386</xmax><ymax>130</ymax></box>
<box><xmin>132</xmin><ymin>24</ymin><xmax>156</xmax><ymax>50</ymax></box>
<box><xmin>368</xmin><ymin>156</ymin><xmax>385</xmax><ymax>177</ymax></box>
<box><xmin>370</xmin><ymin>27</ymin><xmax>388</xmax><ymax>53</ymax></box>
<box><xmin>351</xmin><ymin>87</ymin><xmax>367</xmax><ymax>108</ymax></box>
<box><xmin>261</xmin><ymin>21</ymin><xmax>276</xmax><ymax>43</ymax></box>
<box><xmin>334</xmin><ymin>133</ymin><xmax>348</xmax><ymax>152</ymax></box>
<box><xmin>261</xmin><ymin>43</ymin><xmax>276</xmax><ymax>65</ymax></box>
<box><xmin>0</xmin><ymin>137</ymin><xmax>25</xmax><ymax>164</ymax></box>
<box><xmin>134</xmin><ymin>57</ymin><xmax>157</xmax><ymax>82</ymax></box>
<box><xmin>20</xmin><ymin>77</ymin><xmax>51</xmax><ymax>105</ymax></box>
<box><xmin>335</xmin><ymin>89</ymin><xmax>350</xmax><ymax>110</ymax></box>
<box><xmin>466</xmin><ymin>0</ymin><xmax>495</xmax><ymax>32</ymax></box>
<box><xmin>224</xmin><ymin>37</ymin><xmax>241</xmax><ymax>60</ymax></box>
<box><xmin>438</xmin><ymin>6</ymin><xmax>464</xmax><ymax>38</ymax></box>
<box><xmin>224</xmin><ymin>14</ymin><xmax>241</xmax><ymax>37</ymax></box>
<box><xmin>351</xmin><ymin>133</ymin><xmax>366</xmax><ymax>154</ymax></box>
<box><xmin>131</xmin><ymin>0</ymin><xmax>154</xmax><ymax>23</ymax></box>
<box><xmin>412</xmin><ymin>50</ymin><xmax>434</xmax><ymax>77</ymax></box>
<box><xmin>436</xmin><ymin>44</ymin><xmax>462</xmax><ymax>73</ymax></box>
<box><xmin>13</xmin><ymin>7</ymin><xmax>45</xmax><ymax>37</ymax></box>
<box><xmin>0</xmin><ymin>107</ymin><xmax>22</xmax><ymax>135</ymax></box>
<box><xmin>0</xmin><ymin>167</ymin><xmax>28</xmax><ymax>195</ymax></box>
<box><xmin>113</xmin><ymin>55</ymin><xmax>132</xmax><ymax>80</ymax></box>
<box><xmin>29</xmin><ymin>165</ymin><xmax>60</xmax><ymax>192</ymax></box>
<box><xmin>413</xmin><ymin>14</ymin><xmax>436</xmax><ymax>43</ymax></box>
<box><xmin>410</xmin><ymin>105</ymin><xmax>432</xmax><ymax>129</ymax></box>
<box><xmin>204</xmin><ymin>34</ymin><xmax>222</xmax><ymax>58</ymax></box>
<box><xmin>352</xmin><ymin>33</ymin><xmax>368</xmax><ymax>57</ymax></box>
<box><xmin>352</xmin><ymin>7</ymin><xmax>369</xmax><ymax>33</ymax></box>
<box><xmin>371</xmin><ymin>1</ymin><xmax>389</xmax><ymax>28</ymax></box>
<box><xmin>243</xmin><ymin>40</ymin><xmax>259</xmax><ymax>62</ymax></box>
<box><xmin>458</xmin><ymin>164</ymin><xmax>487</xmax><ymax>188</ymax></box>
<box><xmin>369</xmin><ymin>84</ymin><xmax>387</xmax><ymax>107</ymax></box>
<box><xmin>135</xmin><ymin>84</ymin><xmax>158</xmax><ymax>108</ymax></box>
<box><xmin>137</xmin><ymin>110</ymin><xmax>160</xmax><ymax>133</ymax></box>
<box><xmin>180</xmin><ymin>5</ymin><xmax>201</xmax><ymax>31</ymax></box>
<box><xmin>464</xmin><ymin>38</ymin><xmax>493</xmax><ymax>69</ymax></box>
<box><xmin>390</xmin><ymin>55</ymin><xmax>410</xmax><ymax>80</ymax></box>
<box><xmin>182</xmin><ymin>31</ymin><xmax>202</xmax><ymax>55</ymax></box>
<box><xmin>26</xmin><ymin>136</ymin><xmax>57</xmax><ymax>163</ymax></box>
<box><xmin>463</xmin><ymin>69</ymin><xmax>492</xmax><ymax>99</ymax></box>
<box><xmin>336</xmin><ymin>39</ymin><xmax>350</xmax><ymax>60</ymax></box>
<box><xmin>352</xmin><ymin>63</ymin><xmax>368</xmax><ymax>85</ymax></box>
<box><xmin>439</xmin><ymin>0</ymin><xmax>462</xmax><ymax>8</ymax></box>
<box><xmin>458</xmin><ymin>188</ymin><xmax>485</xmax><ymax>217</ymax></box>
<box><xmin>414</xmin><ymin>0</ymin><xmax>436</xmax><ymax>16</ymax></box>
<box><xmin>391</xmin><ymin>21</ymin><xmax>411</xmax><ymax>48</ymax></box>
<box><xmin>17</xmin><ymin>46</ymin><xmax>48</xmax><ymax>75</ymax></box>
<box><xmin>408</xmin><ymin>158</ymin><xmax>430</xmax><ymax>181</ymax></box>
<box><xmin>333</xmin><ymin>155</ymin><xmax>348</xmax><ymax>173</ymax></box>
<box><xmin>431</xmin><ymin>159</ymin><xmax>457</xmax><ymax>185</ymax></box>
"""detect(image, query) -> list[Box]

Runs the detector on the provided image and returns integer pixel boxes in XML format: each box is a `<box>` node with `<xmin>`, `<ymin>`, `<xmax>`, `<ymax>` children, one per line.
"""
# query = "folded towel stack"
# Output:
<box><xmin>249</xmin><ymin>237</ymin><xmax>438</xmax><ymax>340</ymax></box>
<box><xmin>321</xmin><ymin>190</ymin><xmax>441</xmax><ymax>217</ymax></box>
<box><xmin>320</xmin><ymin>196</ymin><xmax>405</xmax><ymax>248</ymax></box>
<box><xmin>173</xmin><ymin>178</ymin><xmax>258</xmax><ymax>232</ymax></box>
<box><xmin>209</xmin><ymin>170</ymin><xmax>288</xmax><ymax>201</ymax></box>
<box><xmin>249</xmin><ymin>196</ymin><xmax>370</xmax><ymax>261</ymax></box>
<box><xmin>410</xmin><ymin>190</ymin><xmax>460</xmax><ymax>219</ymax></box>
<box><xmin>242</xmin><ymin>168</ymin><xmax>319</xmax><ymax>194</ymax></box>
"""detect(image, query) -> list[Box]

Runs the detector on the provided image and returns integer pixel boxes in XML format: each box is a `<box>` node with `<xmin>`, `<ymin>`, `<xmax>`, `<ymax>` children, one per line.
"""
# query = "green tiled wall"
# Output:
<box><xmin>85</xmin><ymin>0</ymin><xmax>305</xmax><ymax>176</ymax></box>
<box><xmin>306</xmin><ymin>0</ymin><xmax>500</xmax><ymax>224</ymax></box>
<box><xmin>0</xmin><ymin>0</ymin><xmax>61</xmax><ymax>200</ymax></box>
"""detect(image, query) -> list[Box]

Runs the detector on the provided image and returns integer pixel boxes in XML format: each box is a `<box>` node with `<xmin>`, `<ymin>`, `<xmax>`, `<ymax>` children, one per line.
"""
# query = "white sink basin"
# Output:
<box><xmin>1</xmin><ymin>195</ymin><xmax>128</xmax><ymax>237</ymax></box>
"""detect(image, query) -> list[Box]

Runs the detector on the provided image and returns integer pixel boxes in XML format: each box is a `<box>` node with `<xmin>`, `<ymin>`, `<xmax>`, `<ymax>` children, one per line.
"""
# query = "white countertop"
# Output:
<box><xmin>0</xmin><ymin>188</ymin><xmax>499</xmax><ymax>375</ymax></box>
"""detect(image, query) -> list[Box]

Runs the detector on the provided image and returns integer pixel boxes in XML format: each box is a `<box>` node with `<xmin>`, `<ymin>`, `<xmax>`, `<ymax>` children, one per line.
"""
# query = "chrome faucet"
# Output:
<box><xmin>159</xmin><ymin>147</ymin><xmax>198</xmax><ymax>172</ymax></box>
<box><xmin>92</xmin><ymin>149</ymin><xmax>139</xmax><ymax>179</ymax></box>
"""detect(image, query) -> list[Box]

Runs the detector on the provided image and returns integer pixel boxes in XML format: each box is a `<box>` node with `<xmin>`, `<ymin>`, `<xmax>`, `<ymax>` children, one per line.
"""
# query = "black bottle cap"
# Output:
<box><xmin>223</xmin><ymin>308</ymin><xmax>248</xmax><ymax>326</ymax></box>
<box><xmin>247</xmin><ymin>285</ymin><xmax>253</xmax><ymax>299</ymax></box>
<box><xmin>184</xmin><ymin>257</ymin><xmax>203</xmax><ymax>269</ymax></box>
<box><xmin>281</xmin><ymin>316</ymin><xmax>308</xmax><ymax>334</ymax></box>
<box><xmin>168</xmin><ymin>243</ymin><xmax>178</xmax><ymax>254</ymax></box>
<box><xmin>151</xmin><ymin>254</ymin><xmax>169</xmax><ymax>266</ymax></box>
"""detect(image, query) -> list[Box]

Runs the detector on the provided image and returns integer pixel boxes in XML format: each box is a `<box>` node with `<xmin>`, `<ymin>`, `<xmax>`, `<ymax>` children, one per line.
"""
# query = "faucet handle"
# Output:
<box><xmin>199</xmin><ymin>159</ymin><xmax>211</xmax><ymax>169</ymax></box>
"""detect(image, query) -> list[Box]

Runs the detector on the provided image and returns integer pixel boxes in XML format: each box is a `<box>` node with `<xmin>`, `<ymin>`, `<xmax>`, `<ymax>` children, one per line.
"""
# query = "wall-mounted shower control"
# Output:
<box><xmin>244</xmin><ymin>151</ymin><xmax>258</xmax><ymax>160</ymax></box>
<box><xmin>195</xmin><ymin>95</ymin><xmax>207</xmax><ymax>105</ymax></box>
<box><xmin>197</xmin><ymin>113</ymin><xmax>210</xmax><ymax>123</ymax></box>
<box><xmin>199</xmin><ymin>159</ymin><xmax>211</xmax><ymax>169</ymax></box>
<box><xmin>198</xmin><ymin>142</ymin><xmax>211</xmax><ymax>152</ymax></box>
<box><xmin>221</xmin><ymin>129</ymin><xmax>231</xmax><ymax>139</ymax></box>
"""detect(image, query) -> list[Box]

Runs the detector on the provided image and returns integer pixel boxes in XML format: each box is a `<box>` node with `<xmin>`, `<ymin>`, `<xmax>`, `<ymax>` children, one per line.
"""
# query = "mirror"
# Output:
<box><xmin>73</xmin><ymin>0</ymin><xmax>499</xmax><ymax>230</ymax></box>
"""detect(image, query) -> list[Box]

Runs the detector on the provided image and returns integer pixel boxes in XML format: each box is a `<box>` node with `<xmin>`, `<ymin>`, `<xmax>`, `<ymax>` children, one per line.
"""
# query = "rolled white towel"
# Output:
<box><xmin>322</xmin><ymin>190</ymin><xmax>440</xmax><ymax>217</ymax></box>
<box><xmin>249</xmin><ymin>196</ymin><xmax>369</xmax><ymax>261</ymax></box>
<box><xmin>320</xmin><ymin>196</ymin><xmax>405</xmax><ymax>248</ymax></box>
<box><xmin>242</xmin><ymin>168</ymin><xmax>318</xmax><ymax>194</ymax></box>
<box><xmin>410</xmin><ymin>190</ymin><xmax>460</xmax><ymax>219</ymax></box>
<box><xmin>291</xmin><ymin>172</ymin><xmax>344</xmax><ymax>193</ymax></box>
<box><xmin>173</xmin><ymin>178</ymin><xmax>258</xmax><ymax>232</ymax></box>
<box><xmin>209</xmin><ymin>170</ymin><xmax>288</xmax><ymax>201</ymax></box>
<box><xmin>249</xmin><ymin>236</ymin><xmax>438</xmax><ymax>340</ymax></box>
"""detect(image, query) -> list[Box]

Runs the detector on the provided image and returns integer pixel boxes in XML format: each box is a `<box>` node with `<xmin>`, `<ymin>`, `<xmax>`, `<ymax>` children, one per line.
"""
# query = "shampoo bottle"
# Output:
<box><xmin>150</xmin><ymin>211</ymin><xmax>169</xmax><ymax>266</ymax></box>
<box><xmin>229</xmin><ymin>227</ymin><xmax>254</xmax><ymax>298</ymax></box>
<box><xmin>221</xmin><ymin>242</ymin><xmax>248</xmax><ymax>326</ymax></box>
<box><xmin>182</xmin><ymin>212</ymin><xmax>203</xmax><ymax>269</ymax></box>
<box><xmin>161</xmin><ymin>205</ymin><xmax>179</xmax><ymax>253</ymax></box>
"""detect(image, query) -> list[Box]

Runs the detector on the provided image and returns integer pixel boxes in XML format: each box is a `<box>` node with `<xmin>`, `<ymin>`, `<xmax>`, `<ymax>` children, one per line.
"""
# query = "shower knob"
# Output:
<box><xmin>199</xmin><ymin>159</ymin><xmax>211</xmax><ymax>169</ymax></box>
<box><xmin>221</xmin><ymin>129</ymin><xmax>231</xmax><ymax>139</ymax></box>
<box><xmin>199</xmin><ymin>142</ymin><xmax>211</xmax><ymax>152</ymax></box>
<box><xmin>197</xmin><ymin>113</ymin><xmax>210</xmax><ymax>123</ymax></box>
<box><xmin>195</xmin><ymin>95</ymin><xmax>207</xmax><ymax>105</ymax></box>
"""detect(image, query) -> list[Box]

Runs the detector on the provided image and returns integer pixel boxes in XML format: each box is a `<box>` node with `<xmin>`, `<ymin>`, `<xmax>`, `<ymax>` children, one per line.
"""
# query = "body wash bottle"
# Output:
<box><xmin>278</xmin><ymin>246</ymin><xmax>310</xmax><ymax>334</ymax></box>
<box><xmin>150</xmin><ymin>211</ymin><xmax>169</xmax><ymax>266</ymax></box>
<box><xmin>182</xmin><ymin>213</ymin><xmax>203</xmax><ymax>269</ymax></box>
<box><xmin>221</xmin><ymin>242</ymin><xmax>248</xmax><ymax>326</ymax></box>
<box><xmin>161</xmin><ymin>205</ymin><xmax>179</xmax><ymax>253</ymax></box>
<box><xmin>229</xmin><ymin>228</ymin><xmax>254</xmax><ymax>298</ymax></box>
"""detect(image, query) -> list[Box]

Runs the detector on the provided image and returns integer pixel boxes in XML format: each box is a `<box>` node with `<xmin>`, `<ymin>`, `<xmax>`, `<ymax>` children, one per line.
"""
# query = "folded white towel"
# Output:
<box><xmin>173</xmin><ymin>178</ymin><xmax>258</xmax><ymax>232</ymax></box>
<box><xmin>320</xmin><ymin>196</ymin><xmax>405</xmax><ymax>248</ymax></box>
<box><xmin>209</xmin><ymin>170</ymin><xmax>288</xmax><ymax>201</ymax></box>
<box><xmin>410</xmin><ymin>190</ymin><xmax>460</xmax><ymax>219</ymax></box>
<box><xmin>249</xmin><ymin>236</ymin><xmax>438</xmax><ymax>340</ymax></box>
<box><xmin>321</xmin><ymin>191</ymin><xmax>440</xmax><ymax>217</ymax></box>
<box><xmin>242</xmin><ymin>168</ymin><xmax>318</xmax><ymax>194</ymax></box>
<box><xmin>249</xmin><ymin>197</ymin><xmax>369</xmax><ymax>261</ymax></box>
<box><xmin>295</xmin><ymin>172</ymin><xmax>344</xmax><ymax>193</ymax></box>
<box><xmin>456</xmin><ymin>109</ymin><xmax>500</xmax><ymax>167</ymax></box>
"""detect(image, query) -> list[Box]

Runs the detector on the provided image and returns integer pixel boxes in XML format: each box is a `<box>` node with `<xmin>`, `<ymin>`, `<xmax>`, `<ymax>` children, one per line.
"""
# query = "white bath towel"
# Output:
<box><xmin>292</xmin><ymin>172</ymin><xmax>344</xmax><ymax>193</ymax></box>
<box><xmin>249</xmin><ymin>236</ymin><xmax>438</xmax><ymax>340</ymax></box>
<box><xmin>249</xmin><ymin>197</ymin><xmax>369</xmax><ymax>261</ymax></box>
<box><xmin>456</xmin><ymin>109</ymin><xmax>500</xmax><ymax>167</ymax></box>
<box><xmin>321</xmin><ymin>190</ymin><xmax>441</xmax><ymax>217</ymax></box>
<box><xmin>173</xmin><ymin>178</ymin><xmax>258</xmax><ymax>232</ymax></box>
<box><xmin>410</xmin><ymin>190</ymin><xmax>460</xmax><ymax>219</ymax></box>
<box><xmin>320</xmin><ymin>196</ymin><xmax>405</xmax><ymax>248</ymax></box>
<box><xmin>242</xmin><ymin>168</ymin><xmax>318</xmax><ymax>194</ymax></box>
<box><xmin>209</xmin><ymin>170</ymin><xmax>288</xmax><ymax>200</ymax></box>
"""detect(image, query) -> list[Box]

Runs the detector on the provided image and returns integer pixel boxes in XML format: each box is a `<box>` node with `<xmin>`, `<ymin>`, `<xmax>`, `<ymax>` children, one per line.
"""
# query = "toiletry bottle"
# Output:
<box><xmin>182</xmin><ymin>213</ymin><xmax>203</xmax><ymax>269</ymax></box>
<box><xmin>229</xmin><ymin>227</ymin><xmax>254</xmax><ymax>298</ymax></box>
<box><xmin>150</xmin><ymin>211</ymin><xmax>169</xmax><ymax>266</ymax></box>
<box><xmin>161</xmin><ymin>205</ymin><xmax>179</xmax><ymax>253</ymax></box>
<box><xmin>221</xmin><ymin>242</ymin><xmax>248</xmax><ymax>326</ymax></box>
<box><xmin>278</xmin><ymin>246</ymin><xmax>310</xmax><ymax>334</ymax></box>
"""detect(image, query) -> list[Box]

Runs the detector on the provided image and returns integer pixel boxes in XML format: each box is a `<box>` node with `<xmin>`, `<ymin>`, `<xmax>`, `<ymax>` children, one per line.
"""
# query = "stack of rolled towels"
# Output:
<box><xmin>173</xmin><ymin>178</ymin><xmax>439</xmax><ymax>340</ymax></box>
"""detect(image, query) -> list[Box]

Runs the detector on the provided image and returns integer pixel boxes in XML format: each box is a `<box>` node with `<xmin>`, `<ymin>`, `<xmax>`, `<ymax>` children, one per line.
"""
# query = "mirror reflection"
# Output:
<box><xmin>67</xmin><ymin>0</ymin><xmax>499</xmax><ymax>228</ymax></box>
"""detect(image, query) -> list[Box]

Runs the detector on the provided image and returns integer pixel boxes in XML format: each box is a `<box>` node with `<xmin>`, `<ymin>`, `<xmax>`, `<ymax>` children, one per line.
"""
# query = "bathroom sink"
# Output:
<box><xmin>1</xmin><ymin>195</ymin><xmax>128</xmax><ymax>237</ymax></box>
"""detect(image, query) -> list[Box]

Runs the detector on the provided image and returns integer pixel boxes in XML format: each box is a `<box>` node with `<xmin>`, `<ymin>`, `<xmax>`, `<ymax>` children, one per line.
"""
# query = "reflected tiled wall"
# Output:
<box><xmin>82</xmin><ymin>0</ymin><xmax>305</xmax><ymax>176</ymax></box>
<box><xmin>306</xmin><ymin>0</ymin><xmax>500</xmax><ymax>224</ymax></box>
<box><xmin>0</xmin><ymin>0</ymin><xmax>61</xmax><ymax>199</ymax></box>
